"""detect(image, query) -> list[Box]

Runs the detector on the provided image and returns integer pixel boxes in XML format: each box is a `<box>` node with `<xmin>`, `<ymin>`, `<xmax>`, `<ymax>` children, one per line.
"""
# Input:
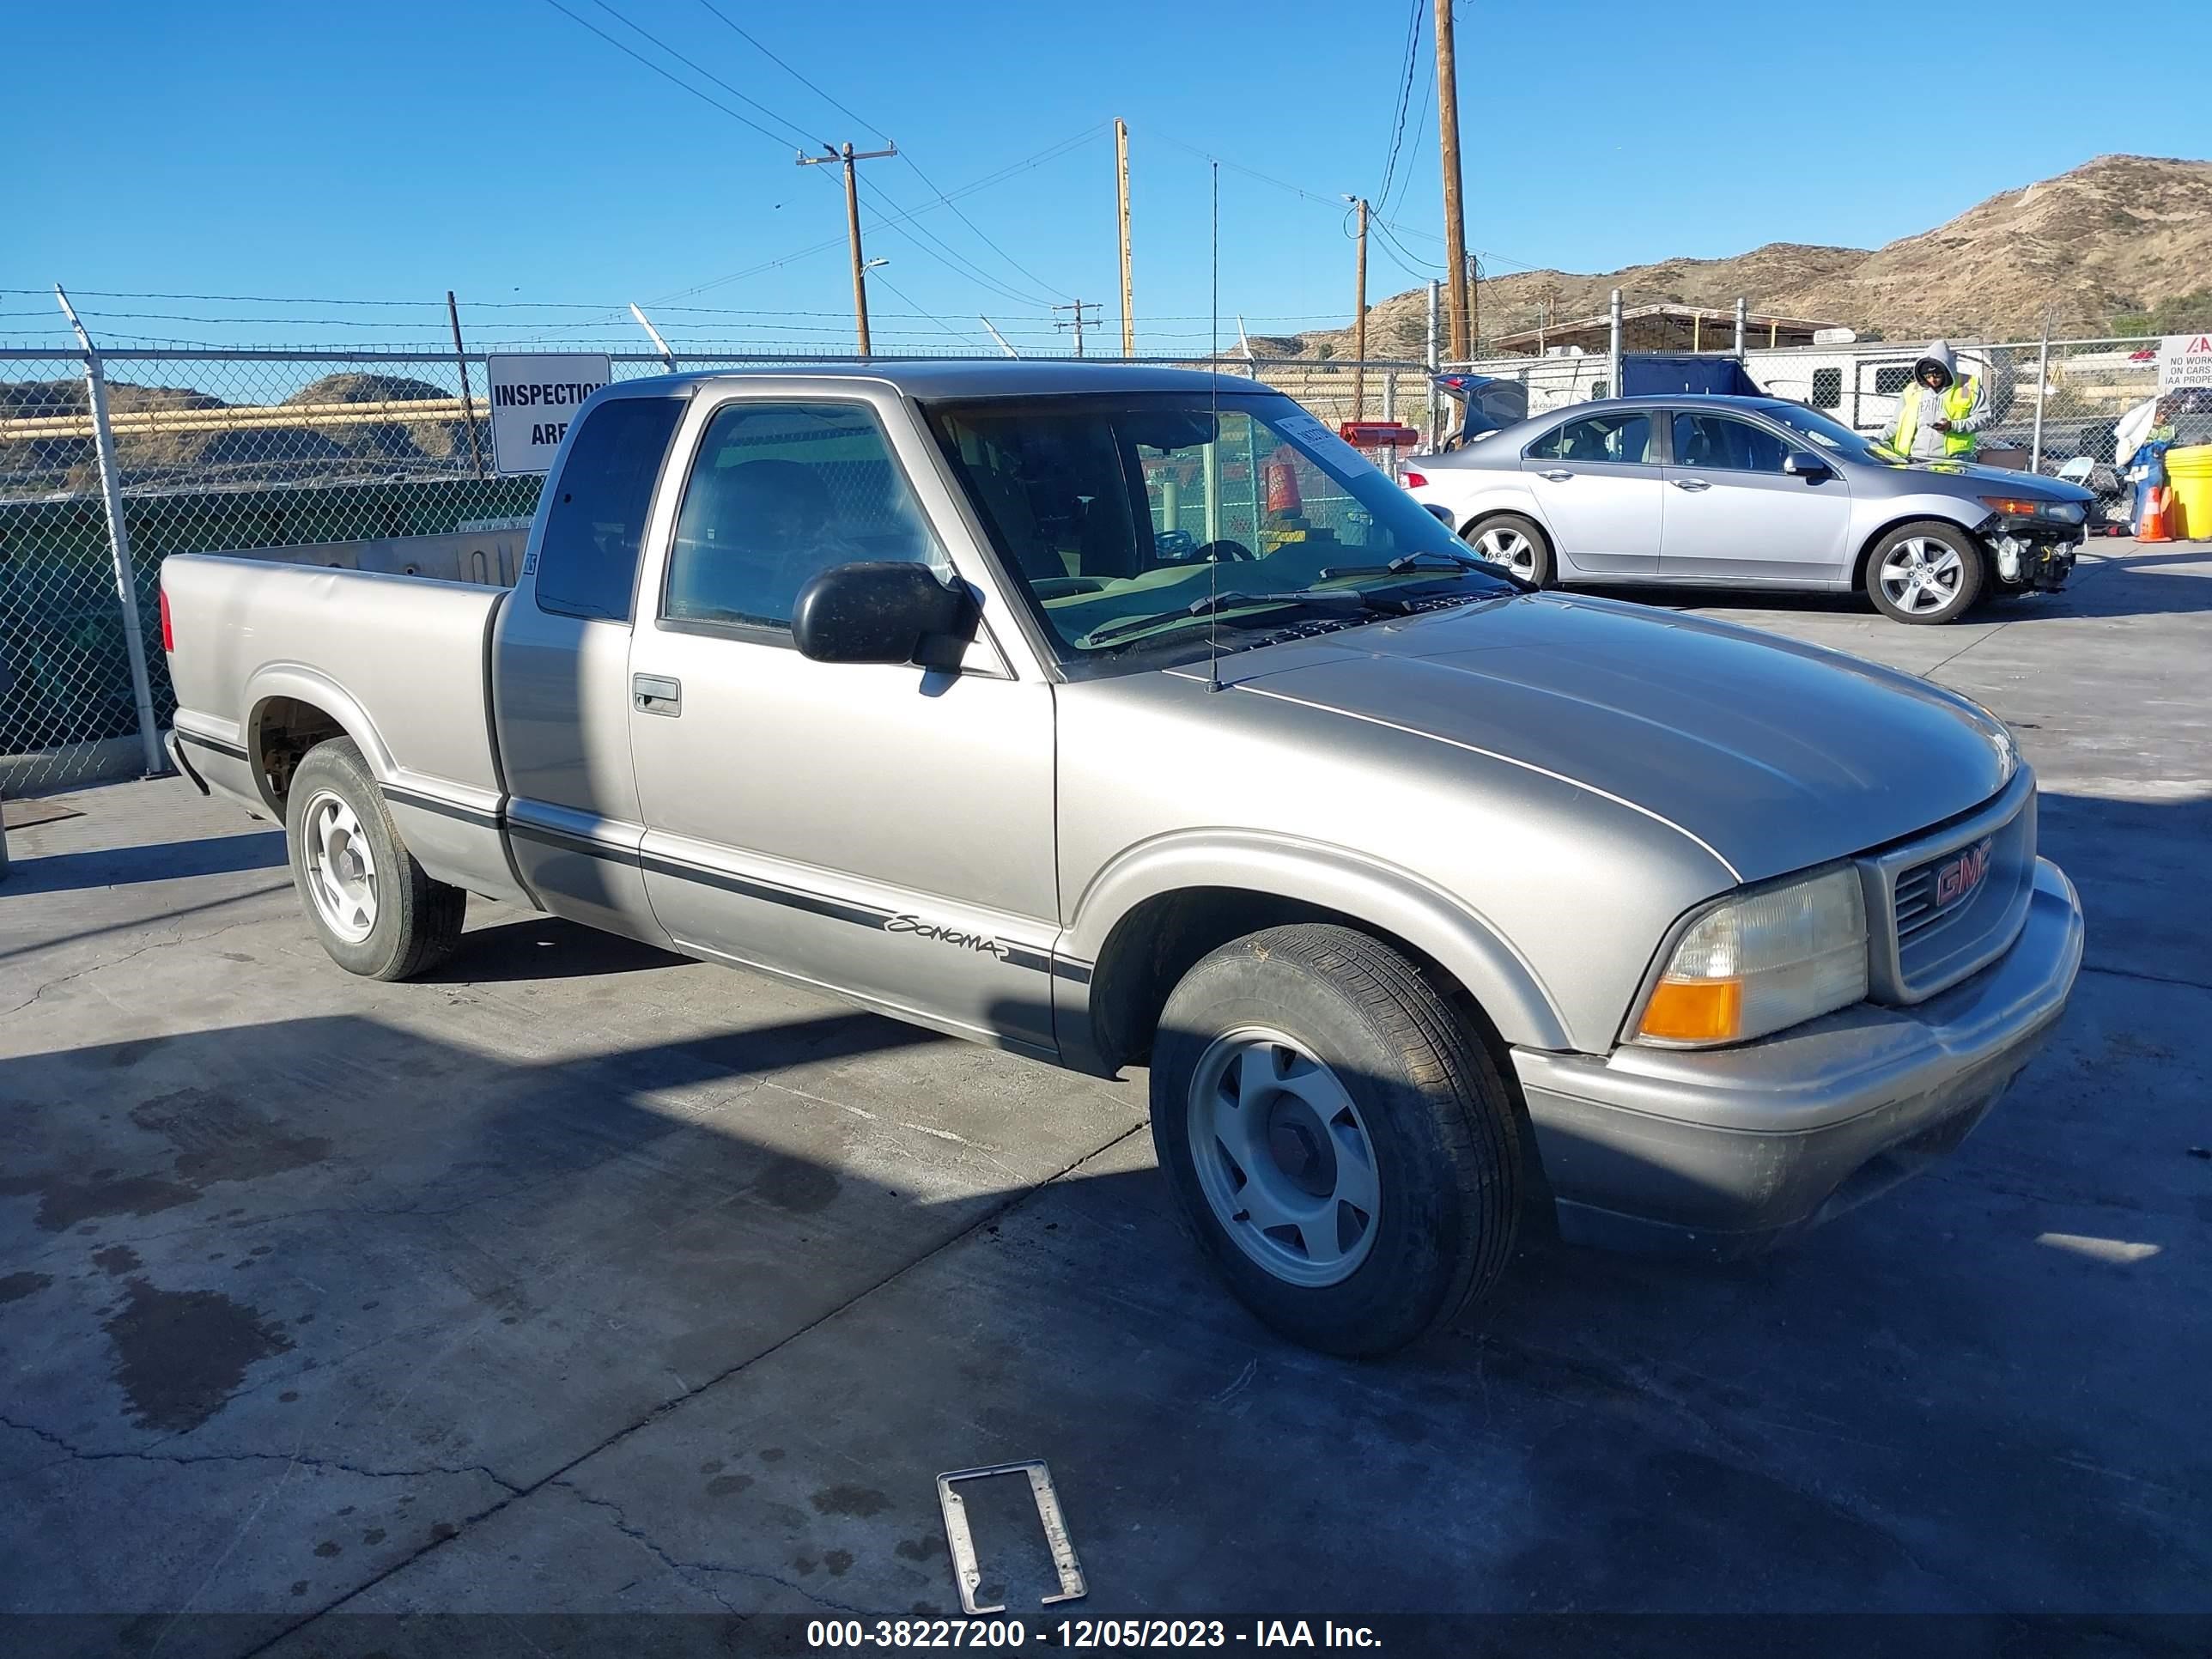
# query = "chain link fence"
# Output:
<box><xmin>1</xmin><ymin>343</ymin><xmax>1423</xmax><ymax>796</ymax></box>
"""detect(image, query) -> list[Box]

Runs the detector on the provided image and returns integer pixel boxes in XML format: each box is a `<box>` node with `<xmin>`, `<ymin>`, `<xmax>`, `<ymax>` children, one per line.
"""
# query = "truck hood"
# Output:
<box><xmin>1194</xmin><ymin>594</ymin><xmax>2016</xmax><ymax>883</ymax></box>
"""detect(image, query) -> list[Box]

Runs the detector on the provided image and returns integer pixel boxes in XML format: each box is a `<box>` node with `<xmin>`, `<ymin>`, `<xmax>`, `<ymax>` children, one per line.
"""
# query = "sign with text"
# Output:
<box><xmin>2157</xmin><ymin>333</ymin><xmax>2212</xmax><ymax>391</ymax></box>
<box><xmin>486</xmin><ymin>354</ymin><xmax>612</xmax><ymax>475</ymax></box>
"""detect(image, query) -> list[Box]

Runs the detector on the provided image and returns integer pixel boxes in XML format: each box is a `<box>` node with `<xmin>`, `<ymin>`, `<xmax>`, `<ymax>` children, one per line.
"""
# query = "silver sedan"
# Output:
<box><xmin>1404</xmin><ymin>394</ymin><xmax>2094</xmax><ymax>623</ymax></box>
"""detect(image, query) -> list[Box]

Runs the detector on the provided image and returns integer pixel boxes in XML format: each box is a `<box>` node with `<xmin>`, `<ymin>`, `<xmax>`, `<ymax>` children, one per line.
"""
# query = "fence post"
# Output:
<box><xmin>1425</xmin><ymin>279</ymin><xmax>1440</xmax><ymax>446</ymax></box>
<box><xmin>1607</xmin><ymin>289</ymin><xmax>1624</xmax><ymax>399</ymax></box>
<box><xmin>55</xmin><ymin>287</ymin><xmax>167</xmax><ymax>780</ymax></box>
<box><xmin>2030</xmin><ymin>316</ymin><xmax>2051</xmax><ymax>474</ymax></box>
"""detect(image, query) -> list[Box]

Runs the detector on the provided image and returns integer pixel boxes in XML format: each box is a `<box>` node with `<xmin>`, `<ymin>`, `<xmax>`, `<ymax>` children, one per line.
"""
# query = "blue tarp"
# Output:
<box><xmin>1618</xmin><ymin>355</ymin><xmax>1765</xmax><ymax>397</ymax></box>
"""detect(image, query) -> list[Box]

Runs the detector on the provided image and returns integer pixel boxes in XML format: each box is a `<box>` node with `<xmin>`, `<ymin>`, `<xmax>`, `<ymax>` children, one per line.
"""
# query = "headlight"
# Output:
<box><xmin>1633</xmin><ymin>866</ymin><xmax>1868</xmax><ymax>1046</ymax></box>
<box><xmin>1979</xmin><ymin>495</ymin><xmax>2084</xmax><ymax>525</ymax></box>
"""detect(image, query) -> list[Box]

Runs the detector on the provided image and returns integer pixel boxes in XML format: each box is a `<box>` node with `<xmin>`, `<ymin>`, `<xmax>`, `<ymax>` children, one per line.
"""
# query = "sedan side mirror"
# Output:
<box><xmin>792</xmin><ymin>561</ymin><xmax>974</xmax><ymax>669</ymax></box>
<box><xmin>1784</xmin><ymin>450</ymin><xmax>1832</xmax><ymax>479</ymax></box>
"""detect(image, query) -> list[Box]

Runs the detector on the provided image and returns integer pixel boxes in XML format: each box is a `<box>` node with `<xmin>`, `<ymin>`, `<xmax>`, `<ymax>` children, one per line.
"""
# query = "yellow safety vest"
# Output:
<box><xmin>1893</xmin><ymin>379</ymin><xmax>1979</xmax><ymax>457</ymax></box>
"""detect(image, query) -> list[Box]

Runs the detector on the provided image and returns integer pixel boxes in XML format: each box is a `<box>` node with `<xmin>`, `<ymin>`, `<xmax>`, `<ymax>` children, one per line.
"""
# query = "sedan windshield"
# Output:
<box><xmin>1762</xmin><ymin>401</ymin><xmax>1905</xmax><ymax>464</ymax></box>
<box><xmin>922</xmin><ymin>392</ymin><xmax>1512</xmax><ymax>665</ymax></box>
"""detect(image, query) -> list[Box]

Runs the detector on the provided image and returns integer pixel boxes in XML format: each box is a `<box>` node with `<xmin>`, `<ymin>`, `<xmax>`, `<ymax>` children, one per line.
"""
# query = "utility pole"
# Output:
<box><xmin>1054</xmin><ymin>300</ymin><xmax>1101</xmax><ymax>358</ymax></box>
<box><xmin>1350</xmin><ymin>197</ymin><xmax>1370</xmax><ymax>422</ymax></box>
<box><xmin>798</xmin><ymin>140</ymin><xmax>896</xmax><ymax>356</ymax></box>
<box><xmin>1115</xmin><ymin>118</ymin><xmax>1135</xmax><ymax>358</ymax></box>
<box><xmin>1434</xmin><ymin>0</ymin><xmax>1470</xmax><ymax>361</ymax></box>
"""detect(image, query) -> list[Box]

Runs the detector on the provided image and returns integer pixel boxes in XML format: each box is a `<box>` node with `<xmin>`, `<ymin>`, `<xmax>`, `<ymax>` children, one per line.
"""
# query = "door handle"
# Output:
<box><xmin>1538</xmin><ymin>469</ymin><xmax>1573</xmax><ymax>482</ymax></box>
<box><xmin>1671</xmin><ymin>477</ymin><xmax>1712</xmax><ymax>492</ymax></box>
<box><xmin>632</xmin><ymin>674</ymin><xmax>682</xmax><ymax>716</ymax></box>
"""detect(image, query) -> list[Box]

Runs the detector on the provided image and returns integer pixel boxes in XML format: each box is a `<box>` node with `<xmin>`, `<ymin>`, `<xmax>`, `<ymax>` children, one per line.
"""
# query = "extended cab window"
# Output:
<box><xmin>533</xmin><ymin>396</ymin><xmax>683</xmax><ymax>621</ymax></box>
<box><xmin>1527</xmin><ymin>412</ymin><xmax>1652</xmax><ymax>465</ymax></box>
<box><xmin>662</xmin><ymin>402</ymin><xmax>949</xmax><ymax>635</ymax></box>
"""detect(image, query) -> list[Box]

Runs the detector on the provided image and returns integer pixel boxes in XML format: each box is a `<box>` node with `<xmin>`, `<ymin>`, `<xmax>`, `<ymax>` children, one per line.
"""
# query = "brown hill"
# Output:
<box><xmin>1295</xmin><ymin>154</ymin><xmax>2212</xmax><ymax>358</ymax></box>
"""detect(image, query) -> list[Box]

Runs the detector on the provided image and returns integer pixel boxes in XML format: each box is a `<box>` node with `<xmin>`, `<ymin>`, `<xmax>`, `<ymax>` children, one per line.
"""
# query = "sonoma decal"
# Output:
<box><xmin>884</xmin><ymin>914</ymin><xmax>1009</xmax><ymax>959</ymax></box>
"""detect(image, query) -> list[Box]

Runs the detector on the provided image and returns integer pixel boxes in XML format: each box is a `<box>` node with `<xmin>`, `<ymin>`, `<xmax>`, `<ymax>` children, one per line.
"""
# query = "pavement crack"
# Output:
<box><xmin>550</xmin><ymin>1478</ymin><xmax>869</xmax><ymax>1616</ymax></box>
<box><xmin>0</xmin><ymin>1413</ymin><xmax>522</xmax><ymax>1492</ymax></box>
<box><xmin>2081</xmin><ymin>960</ymin><xmax>2212</xmax><ymax>994</ymax></box>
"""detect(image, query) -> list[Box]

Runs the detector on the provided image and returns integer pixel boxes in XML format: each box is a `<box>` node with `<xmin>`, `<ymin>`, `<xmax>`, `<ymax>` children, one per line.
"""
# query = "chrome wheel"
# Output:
<box><xmin>1185</xmin><ymin>1028</ymin><xmax>1381</xmax><ymax>1288</ymax></box>
<box><xmin>1879</xmin><ymin>537</ymin><xmax>1966</xmax><ymax>616</ymax></box>
<box><xmin>1471</xmin><ymin>524</ymin><xmax>1538</xmax><ymax>580</ymax></box>
<box><xmin>301</xmin><ymin>789</ymin><xmax>378</xmax><ymax>944</ymax></box>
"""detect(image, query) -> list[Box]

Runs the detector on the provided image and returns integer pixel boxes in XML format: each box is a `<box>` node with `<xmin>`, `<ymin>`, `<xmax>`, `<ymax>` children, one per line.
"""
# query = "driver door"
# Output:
<box><xmin>623</xmin><ymin>394</ymin><xmax>1061</xmax><ymax>1052</ymax></box>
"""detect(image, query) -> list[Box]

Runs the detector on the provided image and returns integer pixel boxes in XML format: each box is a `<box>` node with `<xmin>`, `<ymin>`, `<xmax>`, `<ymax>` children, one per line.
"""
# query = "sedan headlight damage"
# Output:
<box><xmin>1635</xmin><ymin>866</ymin><xmax>1868</xmax><ymax>1046</ymax></box>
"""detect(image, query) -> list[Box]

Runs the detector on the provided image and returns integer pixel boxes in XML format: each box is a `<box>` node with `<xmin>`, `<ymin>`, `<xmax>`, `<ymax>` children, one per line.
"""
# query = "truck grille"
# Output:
<box><xmin>1861</xmin><ymin>776</ymin><xmax>2038</xmax><ymax>1005</ymax></box>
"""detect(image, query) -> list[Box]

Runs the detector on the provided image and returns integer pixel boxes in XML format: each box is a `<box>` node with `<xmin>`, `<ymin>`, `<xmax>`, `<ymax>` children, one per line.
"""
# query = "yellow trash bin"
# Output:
<box><xmin>2166</xmin><ymin>444</ymin><xmax>2212</xmax><ymax>540</ymax></box>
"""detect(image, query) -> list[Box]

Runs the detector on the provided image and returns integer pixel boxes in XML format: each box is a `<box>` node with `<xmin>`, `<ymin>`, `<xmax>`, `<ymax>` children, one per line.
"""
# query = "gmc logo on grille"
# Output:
<box><xmin>1936</xmin><ymin>837</ymin><xmax>1994</xmax><ymax>908</ymax></box>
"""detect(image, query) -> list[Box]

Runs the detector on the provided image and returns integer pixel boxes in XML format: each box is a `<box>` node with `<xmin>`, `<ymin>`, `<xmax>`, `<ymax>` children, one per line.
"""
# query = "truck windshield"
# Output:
<box><xmin>923</xmin><ymin>392</ymin><xmax>1512</xmax><ymax>665</ymax></box>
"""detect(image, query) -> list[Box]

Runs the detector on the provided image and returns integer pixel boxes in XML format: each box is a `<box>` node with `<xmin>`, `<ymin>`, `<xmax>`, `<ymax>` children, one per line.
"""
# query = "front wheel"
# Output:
<box><xmin>1462</xmin><ymin>513</ymin><xmax>1554</xmax><ymax>587</ymax></box>
<box><xmin>1866</xmin><ymin>520</ymin><xmax>1984</xmax><ymax>624</ymax></box>
<box><xmin>1150</xmin><ymin>924</ymin><xmax>1522</xmax><ymax>1357</ymax></box>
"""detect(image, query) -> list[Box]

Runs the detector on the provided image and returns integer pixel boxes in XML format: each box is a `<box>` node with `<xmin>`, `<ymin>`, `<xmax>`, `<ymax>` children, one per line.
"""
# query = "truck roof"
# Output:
<box><xmin>617</xmin><ymin>360</ymin><xmax>1269</xmax><ymax>400</ymax></box>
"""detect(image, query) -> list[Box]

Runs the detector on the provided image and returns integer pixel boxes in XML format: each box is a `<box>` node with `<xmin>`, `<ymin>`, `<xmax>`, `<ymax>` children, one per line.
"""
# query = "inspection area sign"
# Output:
<box><xmin>2157</xmin><ymin>333</ymin><xmax>2212</xmax><ymax>391</ymax></box>
<box><xmin>486</xmin><ymin>354</ymin><xmax>612</xmax><ymax>475</ymax></box>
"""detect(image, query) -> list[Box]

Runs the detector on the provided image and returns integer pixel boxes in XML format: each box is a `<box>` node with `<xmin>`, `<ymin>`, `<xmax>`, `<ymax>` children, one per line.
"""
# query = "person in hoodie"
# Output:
<box><xmin>1881</xmin><ymin>340</ymin><xmax>1991</xmax><ymax>460</ymax></box>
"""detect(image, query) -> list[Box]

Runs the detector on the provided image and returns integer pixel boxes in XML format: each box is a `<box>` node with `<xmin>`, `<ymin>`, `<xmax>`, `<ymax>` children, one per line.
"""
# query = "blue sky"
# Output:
<box><xmin>11</xmin><ymin>0</ymin><xmax>2209</xmax><ymax>356</ymax></box>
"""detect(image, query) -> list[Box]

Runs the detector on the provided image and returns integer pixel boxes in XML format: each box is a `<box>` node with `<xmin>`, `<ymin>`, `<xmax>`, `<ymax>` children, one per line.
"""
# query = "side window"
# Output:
<box><xmin>533</xmin><ymin>396</ymin><xmax>684</xmax><ymax>621</ymax></box>
<box><xmin>1811</xmin><ymin>368</ymin><xmax>1843</xmax><ymax>409</ymax></box>
<box><xmin>1873</xmin><ymin>365</ymin><xmax>1913</xmax><ymax>397</ymax></box>
<box><xmin>1672</xmin><ymin>413</ymin><xmax>1789</xmax><ymax>473</ymax></box>
<box><xmin>1528</xmin><ymin>411</ymin><xmax>1652</xmax><ymax>465</ymax></box>
<box><xmin>662</xmin><ymin>402</ymin><xmax>949</xmax><ymax>634</ymax></box>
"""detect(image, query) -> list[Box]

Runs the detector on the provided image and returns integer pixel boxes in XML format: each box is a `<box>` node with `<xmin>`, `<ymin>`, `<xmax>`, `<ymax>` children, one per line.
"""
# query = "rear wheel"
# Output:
<box><xmin>1150</xmin><ymin>924</ymin><xmax>1522</xmax><ymax>1356</ymax></box>
<box><xmin>1462</xmin><ymin>513</ymin><xmax>1553</xmax><ymax>587</ymax></box>
<box><xmin>285</xmin><ymin>738</ymin><xmax>465</xmax><ymax>980</ymax></box>
<box><xmin>1866</xmin><ymin>520</ymin><xmax>1984</xmax><ymax>624</ymax></box>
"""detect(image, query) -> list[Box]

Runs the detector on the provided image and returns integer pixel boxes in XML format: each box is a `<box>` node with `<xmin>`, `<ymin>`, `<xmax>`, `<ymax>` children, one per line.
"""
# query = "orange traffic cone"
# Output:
<box><xmin>2138</xmin><ymin>485</ymin><xmax>2173</xmax><ymax>543</ymax></box>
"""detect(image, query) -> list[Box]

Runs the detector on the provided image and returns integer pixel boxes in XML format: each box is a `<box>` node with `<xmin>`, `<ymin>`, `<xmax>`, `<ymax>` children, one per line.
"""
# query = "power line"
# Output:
<box><xmin>1375</xmin><ymin>0</ymin><xmax>1424</xmax><ymax>215</ymax></box>
<box><xmin>691</xmin><ymin>0</ymin><xmax>889</xmax><ymax>146</ymax></box>
<box><xmin>585</xmin><ymin>0</ymin><xmax>824</xmax><ymax>149</ymax></box>
<box><xmin>535</xmin><ymin>0</ymin><xmax>805</xmax><ymax>149</ymax></box>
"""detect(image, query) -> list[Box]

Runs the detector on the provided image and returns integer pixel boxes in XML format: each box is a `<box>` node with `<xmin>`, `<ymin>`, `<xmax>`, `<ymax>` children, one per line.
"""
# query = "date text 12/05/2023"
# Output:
<box><xmin>804</xmin><ymin>1618</ymin><xmax>1383</xmax><ymax>1648</ymax></box>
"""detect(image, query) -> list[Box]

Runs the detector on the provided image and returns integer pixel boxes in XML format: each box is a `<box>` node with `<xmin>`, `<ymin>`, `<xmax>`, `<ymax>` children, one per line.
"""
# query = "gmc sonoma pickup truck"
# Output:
<box><xmin>162</xmin><ymin>362</ymin><xmax>2084</xmax><ymax>1356</ymax></box>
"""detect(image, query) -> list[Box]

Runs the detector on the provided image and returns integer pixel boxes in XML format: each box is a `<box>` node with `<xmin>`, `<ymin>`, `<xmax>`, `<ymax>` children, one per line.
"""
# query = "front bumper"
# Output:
<box><xmin>1513</xmin><ymin>858</ymin><xmax>2084</xmax><ymax>1256</ymax></box>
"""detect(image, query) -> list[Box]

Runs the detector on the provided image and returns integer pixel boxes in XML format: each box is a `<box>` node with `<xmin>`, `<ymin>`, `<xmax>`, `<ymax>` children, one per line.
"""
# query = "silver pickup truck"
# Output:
<box><xmin>162</xmin><ymin>362</ymin><xmax>2084</xmax><ymax>1356</ymax></box>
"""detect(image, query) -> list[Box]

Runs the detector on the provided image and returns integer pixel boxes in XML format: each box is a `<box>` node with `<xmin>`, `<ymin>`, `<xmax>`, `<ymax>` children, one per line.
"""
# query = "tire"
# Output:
<box><xmin>1461</xmin><ymin>512</ymin><xmax>1554</xmax><ymax>587</ymax></box>
<box><xmin>285</xmin><ymin>738</ymin><xmax>465</xmax><ymax>981</ymax></box>
<box><xmin>1865</xmin><ymin>520</ymin><xmax>1985</xmax><ymax>624</ymax></box>
<box><xmin>1150</xmin><ymin>924</ymin><xmax>1522</xmax><ymax>1357</ymax></box>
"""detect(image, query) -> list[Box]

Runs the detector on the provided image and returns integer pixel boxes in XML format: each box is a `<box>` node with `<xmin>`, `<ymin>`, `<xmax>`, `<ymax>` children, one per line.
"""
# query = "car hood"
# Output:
<box><xmin>1196</xmin><ymin>594</ymin><xmax>2016</xmax><ymax>882</ymax></box>
<box><xmin>1868</xmin><ymin>453</ymin><xmax>2095</xmax><ymax>501</ymax></box>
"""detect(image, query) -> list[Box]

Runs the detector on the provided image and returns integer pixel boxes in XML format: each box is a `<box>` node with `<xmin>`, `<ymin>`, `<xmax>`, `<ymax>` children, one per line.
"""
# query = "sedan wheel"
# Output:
<box><xmin>1866</xmin><ymin>520</ymin><xmax>1984</xmax><ymax>625</ymax></box>
<box><xmin>1462</xmin><ymin>512</ymin><xmax>1553</xmax><ymax>586</ymax></box>
<box><xmin>1474</xmin><ymin>526</ymin><xmax>1537</xmax><ymax>579</ymax></box>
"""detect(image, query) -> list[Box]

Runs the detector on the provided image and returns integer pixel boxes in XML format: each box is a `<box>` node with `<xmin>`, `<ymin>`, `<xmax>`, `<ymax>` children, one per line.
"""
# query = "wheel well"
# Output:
<box><xmin>1850</xmin><ymin>514</ymin><xmax>1985</xmax><ymax>592</ymax></box>
<box><xmin>1085</xmin><ymin>887</ymin><xmax>1512</xmax><ymax>1079</ymax></box>
<box><xmin>252</xmin><ymin>696</ymin><xmax>348</xmax><ymax>808</ymax></box>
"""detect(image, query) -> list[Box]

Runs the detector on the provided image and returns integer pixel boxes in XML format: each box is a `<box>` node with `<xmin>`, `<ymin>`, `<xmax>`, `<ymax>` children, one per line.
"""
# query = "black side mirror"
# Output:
<box><xmin>1420</xmin><ymin>501</ymin><xmax>1456</xmax><ymax>526</ymax></box>
<box><xmin>792</xmin><ymin>561</ymin><xmax>974</xmax><ymax>668</ymax></box>
<box><xmin>1784</xmin><ymin>450</ymin><xmax>1832</xmax><ymax>479</ymax></box>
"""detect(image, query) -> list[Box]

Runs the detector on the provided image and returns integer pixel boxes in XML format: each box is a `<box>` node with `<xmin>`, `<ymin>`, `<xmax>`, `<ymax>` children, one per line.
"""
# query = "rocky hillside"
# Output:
<box><xmin>1294</xmin><ymin>154</ymin><xmax>2212</xmax><ymax>358</ymax></box>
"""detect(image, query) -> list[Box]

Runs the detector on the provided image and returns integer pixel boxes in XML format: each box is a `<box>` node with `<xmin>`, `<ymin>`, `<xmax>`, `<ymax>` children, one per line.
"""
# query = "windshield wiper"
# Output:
<box><xmin>1081</xmin><ymin>588</ymin><xmax>1370</xmax><ymax>648</ymax></box>
<box><xmin>1316</xmin><ymin>550</ymin><xmax>1486</xmax><ymax>580</ymax></box>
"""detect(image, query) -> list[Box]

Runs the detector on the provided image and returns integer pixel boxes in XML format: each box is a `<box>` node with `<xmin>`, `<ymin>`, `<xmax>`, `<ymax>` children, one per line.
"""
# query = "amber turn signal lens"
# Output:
<box><xmin>1638</xmin><ymin>976</ymin><xmax>1743</xmax><ymax>1043</ymax></box>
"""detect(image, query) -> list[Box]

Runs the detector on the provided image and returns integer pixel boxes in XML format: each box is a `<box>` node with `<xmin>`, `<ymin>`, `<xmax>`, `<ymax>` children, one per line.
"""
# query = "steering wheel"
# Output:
<box><xmin>1191</xmin><ymin>538</ymin><xmax>1257</xmax><ymax>563</ymax></box>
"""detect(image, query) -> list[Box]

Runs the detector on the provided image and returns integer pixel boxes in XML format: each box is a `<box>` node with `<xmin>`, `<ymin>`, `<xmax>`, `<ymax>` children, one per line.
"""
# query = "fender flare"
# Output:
<box><xmin>242</xmin><ymin>663</ymin><xmax>396</xmax><ymax>814</ymax></box>
<box><xmin>1065</xmin><ymin>830</ymin><xmax>1574</xmax><ymax>1052</ymax></box>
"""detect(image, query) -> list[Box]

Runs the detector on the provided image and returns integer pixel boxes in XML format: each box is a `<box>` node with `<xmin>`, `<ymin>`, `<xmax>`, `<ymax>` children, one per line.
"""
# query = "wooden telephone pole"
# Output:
<box><xmin>1433</xmin><ymin>0</ymin><xmax>1472</xmax><ymax>360</ymax></box>
<box><xmin>1115</xmin><ymin>118</ymin><xmax>1135</xmax><ymax>357</ymax></box>
<box><xmin>1350</xmin><ymin>198</ymin><xmax>1370</xmax><ymax>422</ymax></box>
<box><xmin>798</xmin><ymin>141</ymin><xmax>897</xmax><ymax>356</ymax></box>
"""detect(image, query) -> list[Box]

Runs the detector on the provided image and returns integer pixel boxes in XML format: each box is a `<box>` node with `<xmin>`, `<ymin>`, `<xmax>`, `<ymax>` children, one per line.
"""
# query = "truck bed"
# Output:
<box><xmin>161</xmin><ymin>553</ymin><xmax>523</xmax><ymax>903</ymax></box>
